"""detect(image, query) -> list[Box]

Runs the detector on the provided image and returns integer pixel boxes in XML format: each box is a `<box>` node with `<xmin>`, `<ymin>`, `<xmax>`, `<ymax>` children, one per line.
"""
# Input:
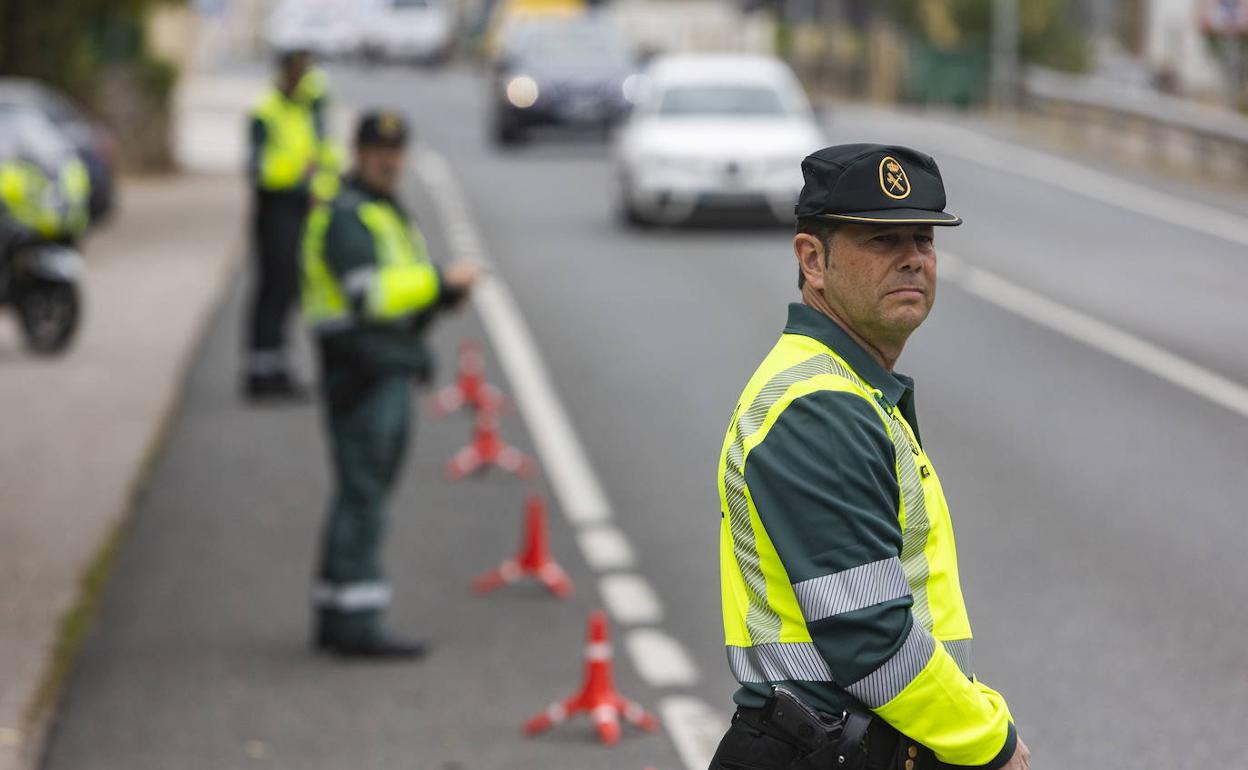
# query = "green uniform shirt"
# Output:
<box><xmin>303</xmin><ymin>176</ymin><xmax>454</xmax><ymax>389</ymax></box>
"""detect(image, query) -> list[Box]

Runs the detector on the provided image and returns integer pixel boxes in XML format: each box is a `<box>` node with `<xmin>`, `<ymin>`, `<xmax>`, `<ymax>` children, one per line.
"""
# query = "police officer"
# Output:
<box><xmin>245</xmin><ymin>49</ymin><xmax>334</xmax><ymax>399</ymax></box>
<box><xmin>711</xmin><ymin>145</ymin><xmax>1030</xmax><ymax>770</ymax></box>
<box><xmin>301</xmin><ymin>110</ymin><xmax>482</xmax><ymax>658</ymax></box>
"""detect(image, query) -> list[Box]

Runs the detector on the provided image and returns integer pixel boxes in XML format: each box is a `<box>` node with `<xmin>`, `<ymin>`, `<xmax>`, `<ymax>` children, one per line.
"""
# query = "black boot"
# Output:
<box><xmin>320</xmin><ymin>632</ymin><xmax>428</xmax><ymax>660</ymax></box>
<box><xmin>244</xmin><ymin>370</ymin><xmax>310</xmax><ymax>402</ymax></box>
<box><xmin>314</xmin><ymin>609</ymin><xmax>427</xmax><ymax>660</ymax></box>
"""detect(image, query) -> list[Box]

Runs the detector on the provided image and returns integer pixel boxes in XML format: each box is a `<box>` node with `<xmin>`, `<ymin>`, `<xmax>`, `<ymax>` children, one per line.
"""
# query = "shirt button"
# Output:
<box><xmin>904</xmin><ymin>760</ymin><xmax>914</xmax><ymax>770</ymax></box>
<box><xmin>908</xmin><ymin>745</ymin><xmax>919</xmax><ymax>758</ymax></box>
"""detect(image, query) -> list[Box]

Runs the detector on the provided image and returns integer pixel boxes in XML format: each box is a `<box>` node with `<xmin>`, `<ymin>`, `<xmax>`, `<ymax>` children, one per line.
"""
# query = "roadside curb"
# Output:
<box><xmin>1</xmin><ymin>185</ymin><xmax>245</xmax><ymax>770</ymax></box>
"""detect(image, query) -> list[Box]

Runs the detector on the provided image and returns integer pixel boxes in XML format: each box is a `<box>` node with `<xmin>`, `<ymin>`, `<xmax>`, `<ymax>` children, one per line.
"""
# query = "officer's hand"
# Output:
<box><xmin>442</xmin><ymin>261</ymin><xmax>485</xmax><ymax>305</ymax></box>
<box><xmin>1001</xmin><ymin>736</ymin><xmax>1030</xmax><ymax>770</ymax></box>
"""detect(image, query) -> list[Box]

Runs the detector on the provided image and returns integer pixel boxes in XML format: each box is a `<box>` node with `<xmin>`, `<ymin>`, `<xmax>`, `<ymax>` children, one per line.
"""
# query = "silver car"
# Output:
<box><xmin>613</xmin><ymin>53</ymin><xmax>824</xmax><ymax>226</ymax></box>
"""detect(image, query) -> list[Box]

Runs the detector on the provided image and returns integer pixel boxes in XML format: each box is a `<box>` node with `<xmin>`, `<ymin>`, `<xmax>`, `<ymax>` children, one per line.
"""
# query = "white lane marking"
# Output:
<box><xmin>660</xmin><ymin>696</ymin><xmax>730</xmax><ymax>770</ymax></box>
<box><xmin>599</xmin><ymin>573</ymin><xmax>664</xmax><ymax>625</ymax></box>
<box><xmin>413</xmin><ymin>148</ymin><xmax>612</xmax><ymax>525</ymax></box>
<box><xmin>577</xmin><ymin>524</ymin><xmax>637</xmax><ymax>571</ymax></box>
<box><xmin>906</xmin><ymin>114</ymin><xmax>1248</xmax><ymax>251</ymax></box>
<box><xmin>414</xmin><ymin>145</ymin><xmax>713</xmax><ymax>770</ymax></box>
<box><xmin>626</xmin><ymin>629</ymin><xmax>700</xmax><ymax>687</ymax></box>
<box><xmin>942</xmin><ymin>251</ymin><xmax>1248</xmax><ymax>420</ymax></box>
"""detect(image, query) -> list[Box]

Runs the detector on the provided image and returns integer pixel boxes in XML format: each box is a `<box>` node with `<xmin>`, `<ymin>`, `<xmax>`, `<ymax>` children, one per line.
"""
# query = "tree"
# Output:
<box><xmin>0</xmin><ymin>0</ymin><xmax>180</xmax><ymax>101</ymax></box>
<box><xmin>882</xmin><ymin>0</ymin><xmax>1089</xmax><ymax>72</ymax></box>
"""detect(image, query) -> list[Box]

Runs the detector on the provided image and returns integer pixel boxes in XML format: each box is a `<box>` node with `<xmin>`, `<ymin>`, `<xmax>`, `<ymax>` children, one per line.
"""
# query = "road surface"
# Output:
<box><xmin>41</xmin><ymin>63</ymin><xmax>1248</xmax><ymax>770</ymax></box>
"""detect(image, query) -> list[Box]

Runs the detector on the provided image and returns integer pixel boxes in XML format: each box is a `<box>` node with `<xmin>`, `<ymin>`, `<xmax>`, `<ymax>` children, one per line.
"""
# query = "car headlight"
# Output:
<box><xmin>621</xmin><ymin>73</ymin><xmax>648</xmax><ymax>105</ymax></box>
<box><xmin>505</xmin><ymin>76</ymin><xmax>539</xmax><ymax>109</ymax></box>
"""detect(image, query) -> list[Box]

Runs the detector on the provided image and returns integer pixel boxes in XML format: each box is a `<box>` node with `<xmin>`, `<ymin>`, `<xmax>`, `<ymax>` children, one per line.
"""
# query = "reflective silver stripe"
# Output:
<box><xmin>312</xmin><ymin>317</ymin><xmax>355</xmax><ymax>333</ymax></box>
<box><xmin>845</xmin><ymin>621</ymin><xmax>935</xmax><ymax>708</ymax></box>
<box><xmin>942</xmin><ymin>638</ymin><xmax>974</xmax><ymax>678</ymax></box>
<box><xmin>341</xmin><ymin>267</ymin><xmax>377</xmax><ymax>299</ymax></box>
<box><xmin>247</xmin><ymin>349</ymin><xmax>288</xmax><ymax>375</ymax></box>
<box><xmin>884</xmin><ymin>411</ymin><xmax>933</xmax><ymax>631</ymax></box>
<box><xmin>726</xmin><ymin>642</ymin><xmax>834</xmax><ymax>684</ymax></box>
<box><xmin>793</xmin><ymin>557</ymin><xmax>910</xmax><ymax>623</ymax></box>
<box><xmin>723</xmin><ymin>356</ymin><xmax>842</xmax><ymax>644</ymax></box>
<box><xmin>313</xmin><ymin>581</ymin><xmax>392</xmax><ymax>611</ymax></box>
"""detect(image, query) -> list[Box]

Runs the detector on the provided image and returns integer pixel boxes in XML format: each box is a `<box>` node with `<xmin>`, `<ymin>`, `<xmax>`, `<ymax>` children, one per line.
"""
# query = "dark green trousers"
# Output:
<box><xmin>315</xmin><ymin>369</ymin><xmax>412</xmax><ymax>643</ymax></box>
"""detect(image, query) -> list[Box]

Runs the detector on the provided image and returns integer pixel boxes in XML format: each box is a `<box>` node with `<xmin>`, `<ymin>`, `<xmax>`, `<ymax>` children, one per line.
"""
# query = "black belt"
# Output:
<box><xmin>735</xmin><ymin>702</ymin><xmax>932</xmax><ymax>770</ymax></box>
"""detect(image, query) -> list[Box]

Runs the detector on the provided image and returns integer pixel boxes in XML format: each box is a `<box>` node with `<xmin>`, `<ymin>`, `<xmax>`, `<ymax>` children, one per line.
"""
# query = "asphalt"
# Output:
<box><xmin>40</xmin><ymin>62</ymin><xmax>1248</xmax><ymax>770</ymax></box>
<box><xmin>0</xmin><ymin>172</ymin><xmax>243</xmax><ymax>770</ymax></box>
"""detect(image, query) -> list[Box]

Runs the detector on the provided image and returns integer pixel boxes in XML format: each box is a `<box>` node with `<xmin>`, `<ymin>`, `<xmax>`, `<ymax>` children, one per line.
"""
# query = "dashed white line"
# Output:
<box><xmin>599</xmin><ymin>573</ymin><xmax>664</xmax><ymax>625</ymax></box>
<box><xmin>659</xmin><ymin>696</ymin><xmax>729</xmax><ymax>770</ymax></box>
<box><xmin>942</xmin><ymin>251</ymin><xmax>1248</xmax><ymax>420</ymax></box>
<box><xmin>626</xmin><ymin>629</ymin><xmax>700</xmax><ymax>687</ymax></box>
<box><xmin>577</xmin><ymin>524</ymin><xmax>637</xmax><ymax>571</ymax></box>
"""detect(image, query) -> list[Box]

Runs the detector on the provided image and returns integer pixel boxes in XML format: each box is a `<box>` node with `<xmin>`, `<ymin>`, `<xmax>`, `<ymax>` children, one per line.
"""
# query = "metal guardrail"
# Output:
<box><xmin>1021</xmin><ymin>67</ymin><xmax>1248</xmax><ymax>167</ymax></box>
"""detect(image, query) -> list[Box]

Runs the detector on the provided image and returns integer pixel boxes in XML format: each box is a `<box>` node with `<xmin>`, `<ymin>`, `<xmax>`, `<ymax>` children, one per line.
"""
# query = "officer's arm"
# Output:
<box><xmin>745</xmin><ymin>391</ymin><xmax>1016</xmax><ymax>769</ymax></box>
<box><xmin>312</xmin><ymin>98</ymin><xmax>327</xmax><ymax>140</ymax></box>
<box><xmin>323</xmin><ymin>207</ymin><xmax>442</xmax><ymax>321</ymax></box>
<box><xmin>248</xmin><ymin>116</ymin><xmax>265</xmax><ymax>183</ymax></box>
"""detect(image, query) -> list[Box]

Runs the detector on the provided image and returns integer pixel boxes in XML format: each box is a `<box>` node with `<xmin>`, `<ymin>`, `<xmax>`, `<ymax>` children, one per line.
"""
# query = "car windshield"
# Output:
<box><xmin>656</xmin><ymin>84</ymin><xmax>790</xmax><ymax>117</ymax></box>
<box><xmin>507</xmin><ymin>20</ymin><xmax>632</xmax><ymax>68</ymax></box>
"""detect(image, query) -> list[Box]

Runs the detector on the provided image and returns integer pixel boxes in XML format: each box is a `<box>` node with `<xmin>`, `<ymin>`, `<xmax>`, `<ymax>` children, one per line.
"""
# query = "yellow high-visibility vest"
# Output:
<box><xmin>251</xmin><ymin>88</ymin><xmax>318</xmax><ymax>191</ymax></box>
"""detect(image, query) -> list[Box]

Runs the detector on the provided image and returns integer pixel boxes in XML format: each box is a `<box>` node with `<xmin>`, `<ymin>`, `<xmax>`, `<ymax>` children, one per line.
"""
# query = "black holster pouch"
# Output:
<box><xmin>752</xmin><ymin>687</ymin><xmax>874</xmax><ymax>770</ymax></box>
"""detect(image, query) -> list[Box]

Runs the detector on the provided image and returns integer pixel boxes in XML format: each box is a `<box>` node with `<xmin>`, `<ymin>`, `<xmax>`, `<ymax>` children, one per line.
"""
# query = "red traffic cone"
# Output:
<box><xmin>472</xmin><ymin>493</ymin><xmax>573</xmax><ymax>599</ymax></box>
<box><xmin>444</xmin><ymin>409</ymin><xmax>537</xmax><ymax>481</ymax></box>
<box><xmin>429</xmin><ymin>339</ymin><xmax>506</xmax><ymax>418</ymax></box>
<box><xmin>523</xmin><ymin>610</ymin><xmax>660</xmax><ymax>746</ymax></box>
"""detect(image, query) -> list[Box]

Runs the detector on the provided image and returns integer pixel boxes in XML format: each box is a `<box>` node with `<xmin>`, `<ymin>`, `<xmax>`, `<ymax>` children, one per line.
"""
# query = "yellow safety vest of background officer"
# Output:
<box><xmin>301</xmin><ymin>110</ymin><xmax>483</xmax><ymax>659</ymax></box>
<box><xmin>711</xmin><ymin>145</ymin><xmax>1030</xmax><ymax>770</ymax></box>
<box><xmin>244</xmin><ymin>48</ymin><xmax>342</xmax><ymax>400</ymax></box>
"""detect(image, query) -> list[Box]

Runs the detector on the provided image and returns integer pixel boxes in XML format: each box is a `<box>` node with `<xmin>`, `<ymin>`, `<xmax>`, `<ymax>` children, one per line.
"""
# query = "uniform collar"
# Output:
<box><xmin>783</xmin><ymin>303</ymin><xmax>912</xmax><ymax>407</ymax></box>
<box><xmin>345</xmin><ymin>174</ymin><xmax>404</xmax><ymax>212</ymax></box>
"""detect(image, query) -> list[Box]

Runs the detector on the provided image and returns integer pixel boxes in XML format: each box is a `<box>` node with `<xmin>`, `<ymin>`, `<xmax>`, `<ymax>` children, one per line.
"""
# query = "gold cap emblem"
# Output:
<box><xmin>377</xmin><ymin>112</ymin><xmax>402</xmax><ymax>138</ymax></box>
<box><xmin>879</xmin><ymin>156</ymin><xmax>911</xmax><ymax>200</ymax></box>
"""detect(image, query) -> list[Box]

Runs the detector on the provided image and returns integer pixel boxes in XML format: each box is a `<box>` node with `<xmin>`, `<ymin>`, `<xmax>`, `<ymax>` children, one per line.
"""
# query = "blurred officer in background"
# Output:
<box><xmin>244</xmin><ymin>48</ymin><xmax>340</xmax><ymax>400</ymax></box>
<box><xmin>710</xmin><ymin>145</ymin><xmax>1029</xmax><ymax>770</ymax></box>
<box><xmin>0</xmin><ymin>109</ymin><xmax>90</xmax><ymax>250</ymax></box>
<box><xmin>301</xmin><ymin>110</ymin><xmax>483</xmax><ymax>658</ymax></box>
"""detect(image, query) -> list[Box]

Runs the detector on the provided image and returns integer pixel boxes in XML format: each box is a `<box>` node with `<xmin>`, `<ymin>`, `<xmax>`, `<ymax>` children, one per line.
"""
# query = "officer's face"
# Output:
<box><xmin>280</xmin><ymin>56</ymin><xmax>310</xmax><ymax>94</ymax></box>
<box><xmin>801</xmin><ymin>223</ymin><xmax>937</xmax><ymax>348</ymax></box>
<box><xmin>356</xmin><ymin>145</ymin><xmax>406</xmax><ymax>195</ymax></box>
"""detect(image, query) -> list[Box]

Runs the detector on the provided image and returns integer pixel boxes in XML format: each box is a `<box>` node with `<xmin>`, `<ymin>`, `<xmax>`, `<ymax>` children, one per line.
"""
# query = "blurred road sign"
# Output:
<box><xmin>1201</xmin><ymin>0</ymin><xmax>1248</xmax><ymax>35</ymax></box>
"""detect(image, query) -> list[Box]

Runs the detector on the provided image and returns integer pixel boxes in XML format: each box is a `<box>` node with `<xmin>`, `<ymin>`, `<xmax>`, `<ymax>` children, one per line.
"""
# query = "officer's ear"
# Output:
<box><xmin>794</xmin><ymin>233</ymin><xmax>826</xmax><ymax>291</ymax></box>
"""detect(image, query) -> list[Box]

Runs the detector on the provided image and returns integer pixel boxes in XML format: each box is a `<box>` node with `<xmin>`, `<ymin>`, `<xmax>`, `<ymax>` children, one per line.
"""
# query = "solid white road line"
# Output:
<box><xmin>874</xmin><ymin>110</ymin><xmax>1248</xmax><ymax>252</ymax></box>
<box><xmin>577</xmin><ymin>524</ymin><xmax>637</xmax><ymax>571</ymax></box>
<box><xmin>413</xmin><ymin>148</ymin><xmax>612</xmax><ymax>525</ymax></box>
<box><xmin>600</xmin><ymin>573</ymin><xmax>664</xmax><ymax>625</ymax></box>
<box><xmin>626</xmin><ymin>629</ymin><xmax>700</xmax><ymax>687</ymax></box>
<box><xmin>942</xmin><ymin>251</ymin><xmax>1248</xmax><ymax>420</ymax></box>
<box><xmin>413</xmin><ymin>146</ymin><xmax>714</xmax><ymax>770</ymax></box>
<box><xmin>660</xmin><ymin>696</ymin><xmax>730</xmax><ymax>770</ymax></box>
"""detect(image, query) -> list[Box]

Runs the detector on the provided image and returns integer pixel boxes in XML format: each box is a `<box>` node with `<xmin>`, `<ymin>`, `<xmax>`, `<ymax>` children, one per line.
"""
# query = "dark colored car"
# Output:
<box><xmin>0</xmin><ymin>79</ymin><xmax>117</xmax><ymax>224</ymax></box>
<box><xmin>491</xmin><ymin>15</ymin><xmax>640</xmax><ymax>146</ymax></box>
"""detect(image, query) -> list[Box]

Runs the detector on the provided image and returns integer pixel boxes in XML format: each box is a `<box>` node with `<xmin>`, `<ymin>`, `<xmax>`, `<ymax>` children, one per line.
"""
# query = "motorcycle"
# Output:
<box><xmin>0</xmin><ymin>233</ymin><xmax>83</xmax><ymax>355</ymax></box>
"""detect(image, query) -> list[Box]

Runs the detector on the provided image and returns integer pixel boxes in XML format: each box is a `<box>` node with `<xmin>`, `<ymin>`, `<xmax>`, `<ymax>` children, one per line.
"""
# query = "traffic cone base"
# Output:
<box><xmin>429</xmin><ymin>339</ymin><xmax>507</xmax><ymax>417</ymax></box>
<box><xmin>444</xmin><ymin>412</ymin><xmax>536</xmax><ymax>481</ymax></box>
<box><xmin>523</xmin><ymin>611</ymin><xmax>660</xmax><ymax>745</ymax></box>
<box><xmin>472</xmin><ymin>494</ymin><xmax>573</xmax><ymax>599</ymax></box>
